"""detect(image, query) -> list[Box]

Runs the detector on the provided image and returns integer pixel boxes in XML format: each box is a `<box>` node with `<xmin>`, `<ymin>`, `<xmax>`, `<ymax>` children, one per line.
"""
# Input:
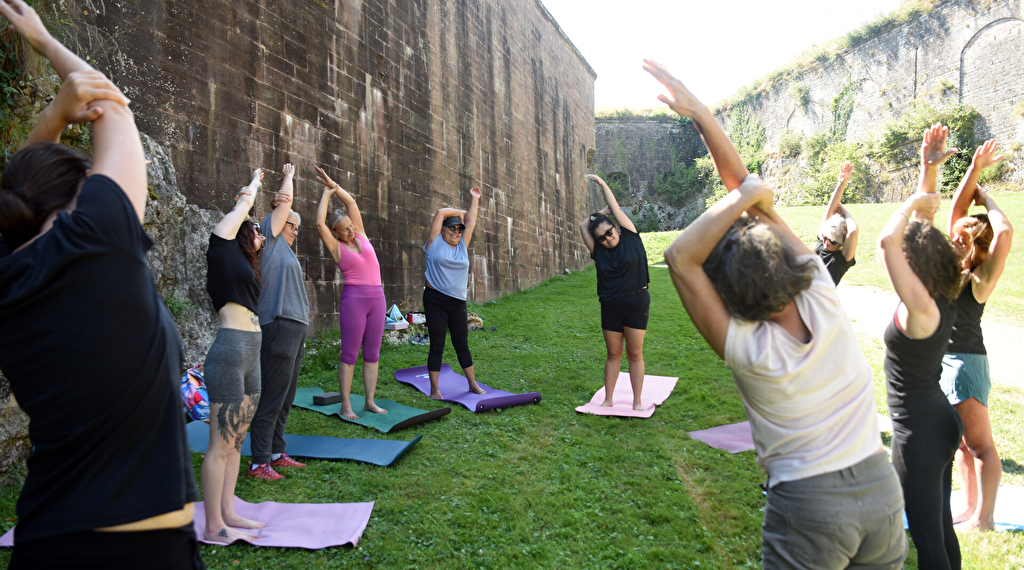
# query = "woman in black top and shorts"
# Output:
<box><xmin>878</xmin><ymin>123</ymin><xmax>965</xmax><ymax>570</ymax></box>
<box><xmin>0</xmin><ymin>1</ymin><xmax>202</xmax><ymax>567</ymax></box>
<box><xmin>201</xmin><ymin>169</ymin><xmax>267</xmax><ymax>544</ymax></box>
<box><xmin>579</xmin><ymin>174</ymin><xmax>650</xmax><ymax>411</ymax></box>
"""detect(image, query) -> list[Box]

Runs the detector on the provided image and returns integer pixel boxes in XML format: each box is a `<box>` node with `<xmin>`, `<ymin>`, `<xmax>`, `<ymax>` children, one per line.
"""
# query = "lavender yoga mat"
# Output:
<box><xmin>0</xmin><ymin>496</ymin><xmax>374</xmax><ymax>549</ymax></box>
<box><xmin>574</xmin><ymin>373</ymin><xmax>678</xmax><ymax>418</ymax></box>
<box><xmin>688</xmin><ymin>413</ymin><xmax>895</xmax><ymax>454</ymax></box>
<box><xmin>393</xmin><ymin>364</ymin><xmax>542</xmax><ymax>412</ymax></box>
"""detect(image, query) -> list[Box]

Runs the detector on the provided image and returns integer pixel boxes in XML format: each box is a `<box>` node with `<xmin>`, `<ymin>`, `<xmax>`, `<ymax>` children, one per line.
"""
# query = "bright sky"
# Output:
<box><xmin>541</xmin><ymin>0</ymin><xmax>903</xmax><ymax>109</ymax></box>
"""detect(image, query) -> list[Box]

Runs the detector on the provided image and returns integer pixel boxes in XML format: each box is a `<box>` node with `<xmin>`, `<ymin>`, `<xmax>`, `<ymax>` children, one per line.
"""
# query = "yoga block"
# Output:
<box><xmin>313</xmin><ymin>392</ymin><xmax>344</xmax><ymax>406</ymax></box>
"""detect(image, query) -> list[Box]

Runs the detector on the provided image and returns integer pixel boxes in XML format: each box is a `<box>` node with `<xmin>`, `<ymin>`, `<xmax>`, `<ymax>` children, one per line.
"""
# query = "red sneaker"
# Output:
<box><xmin>269</xmin><ymin>453</ymin><xmax>306</xmax><ymax>468</ymax></box>
<box><xmin>247</xmin><ymin>463</ymin><xmax>285</xmax><ymax>480</ymax></box>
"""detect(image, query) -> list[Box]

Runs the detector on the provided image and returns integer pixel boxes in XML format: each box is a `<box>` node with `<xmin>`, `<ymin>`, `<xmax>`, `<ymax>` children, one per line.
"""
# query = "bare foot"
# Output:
<box><xmin>205</xmin><ymin>527</ymin><xmax>257</xmax><ymax>544</ymax></box>
<box><xmin>599</xmin><ymin>399</ymin><xmax>614</xmax><ymax>408</ymax></box>
<box><xmin>955</xmin><ymin>518</ymin><xmax>995</xmax><ymax>532</ymax></box>
<box><xmin>632</xmin><ymin>402</ymin><xmax>646</xmax><ymax>412</ymax></box>
<box><xmin>340</xmin><ymin>407</ymin><xmax>360</xmax><ymax>420</ymax></box>
<box><xmin>952</xmin><ymin>507</ymin><xmax>975</xmax><ymax>525</ymax></box>
<box><xmin>364</xmin><ymin>402</ymin><xmax>389</xmax><ymax>414</ymax></box>
<box><xmin>430</xmin><ymin>389</ymin><xmax>444</xmax><ymax>400</ymax></box>
<box><xmin>223</xmin><ymin>512</ymin><xmax>265</xmax><ymax>529</ymax></box>
<box><xmin>468</xmin><ymin>382</ymin><xmax>486</xmax><ymax>395</ymax></box>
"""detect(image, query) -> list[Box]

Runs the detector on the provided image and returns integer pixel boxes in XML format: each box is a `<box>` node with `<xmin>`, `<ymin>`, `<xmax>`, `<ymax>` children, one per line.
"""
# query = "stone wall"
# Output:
<box><xmin>593</xmin><ymin>117</ymin><xmax>702</xmax><ymax>197</ymax></box>
<box><xmin>45</xmin><ymin>0</ymin><xmax>597</xmax><ymax>336</ymax></box>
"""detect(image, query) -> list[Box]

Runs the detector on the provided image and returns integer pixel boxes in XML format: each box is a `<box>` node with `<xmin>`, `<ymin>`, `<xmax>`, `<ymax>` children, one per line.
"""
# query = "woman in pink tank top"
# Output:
<box><xmin>314</xmin><ymin>167</ymin><xmax>388</xmax><ymax>420</ymax></box>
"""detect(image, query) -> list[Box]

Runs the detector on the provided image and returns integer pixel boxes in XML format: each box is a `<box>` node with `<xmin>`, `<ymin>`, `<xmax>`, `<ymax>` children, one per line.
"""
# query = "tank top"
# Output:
<box><xmin>337</xmin><ymin>233</ymin><xmax>382</xmax><ymax>286</ymax></box>
<box><xmin>884</xmin><ymin>297</ymin><xmax>957</xmax><ymax>418</ymax></box>
<box><xmin>947</xmin><ymin>282</ymin><xmax>986</xmax><ymax>355</ymax></box>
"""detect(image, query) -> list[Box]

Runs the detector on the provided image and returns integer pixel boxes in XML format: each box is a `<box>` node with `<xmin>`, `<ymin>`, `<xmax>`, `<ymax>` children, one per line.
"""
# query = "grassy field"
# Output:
<box><xmin>0</xmin><ymin>193</ymin><xmax>1020</xmax><ymax>568</ymax></box>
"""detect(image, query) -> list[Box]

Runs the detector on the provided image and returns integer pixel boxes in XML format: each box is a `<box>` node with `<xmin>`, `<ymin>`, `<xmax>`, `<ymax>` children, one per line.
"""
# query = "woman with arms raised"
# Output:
<box><xmin>0</xmin><ymin>0</ymin><xmax>202</xmax><ymax>566</ymax></box>
<box><xmin>649</xmin><ymin>59</ymin><xmax>906</xmax><ymax>569</ymax></box>
<box><xmin>578</xmin><ymin>174</ymin><xmax>650</xmax><ymax>411</ymax></box>
<box><xmin>314</xmin><ymin>167</ymin><xmax>388</xmax><ymax>420</ymax></box>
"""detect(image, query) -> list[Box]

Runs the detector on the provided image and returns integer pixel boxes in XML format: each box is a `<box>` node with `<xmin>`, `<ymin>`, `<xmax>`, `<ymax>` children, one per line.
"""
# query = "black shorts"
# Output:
<box><xmin>600</xmin><ymin>289</ymin><xmax>650</xmax><ymax>332</ymax></box>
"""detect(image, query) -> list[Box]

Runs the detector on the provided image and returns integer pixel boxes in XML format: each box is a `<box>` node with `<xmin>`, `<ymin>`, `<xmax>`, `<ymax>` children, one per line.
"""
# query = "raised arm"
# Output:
<box><xmin>579</xmin><ymin>204</ymin><xmax>610</xmax><ymax>255</ymax></box>
<box><xmin>823</xmin><ymin>162</ymin><xmax>853</xmax><ymax>223</ymax></box>
<box><xmin>970</xmin><ymin>187</ymin><xmax>1013</xmax><ymax>303</ymax></box>
<box><xmin>644</xmin><ymin>59</ymin><xmax>748</xmax><ymax>192</ymax></box>
<box><xmin>267</xmin><ymin>163</ymin><xmax>295</xmax><ymax>238</ymax></box>
<box><xmin>463</xmin><ymin>187</ymin><xmax>482</xmax><ymax>248</ymax></box>
<box><xmin>664</xmin><ymin>174</ymin><xmax>775</xmax><ymax>357</ymax></box>
<box><xmin>878</xmin><ymin>193</ymin><xmax>943</xmax><ymax>338</ymax></box>
<box><xmin>426</xmin><ymin>207</ymin><xmax>466</xmax><ymax>251</ymax></box>
<box><xmin>313</xmin><ymin>167</ymin><xmax>341</xmax><ymax>265</ymax></box>
<box><xmin>918</xmin><ymin>123</ymin><xmax>958</xmax><ymax>199</ymax></box>
<box><xmin>212</xmin><ymin>169</ymin><xmax>262</xmax><ymax>240</ymax></box>
<box><xmin>585</xmin><ymin>174</ymin><xmax>635</xmax><ymax>233</ymax></box>
<box><xmin>948</xmin><ymin>140</ymin><xmax>1002</xmax><ymax>235</ymax></box>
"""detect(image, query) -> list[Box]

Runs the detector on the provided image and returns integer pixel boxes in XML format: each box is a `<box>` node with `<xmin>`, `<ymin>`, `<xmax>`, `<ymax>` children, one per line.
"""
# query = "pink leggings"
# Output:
<box><xmin>339</xmin><ymin>285</ymin><xmax>386</xmax><ymax>365</ymax></box>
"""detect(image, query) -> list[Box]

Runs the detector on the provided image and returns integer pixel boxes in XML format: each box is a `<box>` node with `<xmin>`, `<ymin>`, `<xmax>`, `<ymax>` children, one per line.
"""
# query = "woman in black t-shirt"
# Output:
<box><xmin>579</xmin><ymin>174</ymin><xmax>650</xmax><ymax>411</ymax></box>
<box><xmin>0</xmin><ymin>1</ymin><xmax>202</xmax><ymax>567</ymax></box>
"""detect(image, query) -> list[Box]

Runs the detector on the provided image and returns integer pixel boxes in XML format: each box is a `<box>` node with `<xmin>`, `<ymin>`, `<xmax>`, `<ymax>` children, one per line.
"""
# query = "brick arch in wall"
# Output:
<box><xmin>959</xmin><ymin>17</ymin><xmax>1024</xmax><ymax>142</ymax></box>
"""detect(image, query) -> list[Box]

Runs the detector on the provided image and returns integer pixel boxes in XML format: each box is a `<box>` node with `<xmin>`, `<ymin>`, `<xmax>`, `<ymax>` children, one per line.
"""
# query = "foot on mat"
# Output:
<box><xmin>248</xmin><ymin>463</ymin><xmax>285</xmax><ymax>480</ymax></box>
<box><xmin>269</xmin><ymin>453</ymin><xmax>306</xmax><ymax>468</ymax></box>
<box><xmin>205</xmin><ymin>526</ymin><xmax>258</xmax><ymax>544</ymax></box>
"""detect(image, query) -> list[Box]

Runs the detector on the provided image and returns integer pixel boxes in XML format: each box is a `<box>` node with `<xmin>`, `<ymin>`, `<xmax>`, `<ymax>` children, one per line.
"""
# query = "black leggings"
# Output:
<box><xmin>10</xmin><ymin>523</ymin><xmax>205</xmax><ymax>569</ymax></box>
<box><xmin>891</xmin><ymin>404</ymin><xmax>963</xmax><ymax>570</ymax></box>
<box><xmin>423</xmin><ymin>287</ymin><xmax>473</xmax><ymax>372</ymax></box>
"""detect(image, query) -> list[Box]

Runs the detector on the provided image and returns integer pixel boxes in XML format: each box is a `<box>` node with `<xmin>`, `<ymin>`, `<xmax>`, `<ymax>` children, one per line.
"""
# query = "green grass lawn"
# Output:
<box><xmin>0</xmin><ymin>195</ymin><xmax>1020</xmax><ymax>567</ymax></box>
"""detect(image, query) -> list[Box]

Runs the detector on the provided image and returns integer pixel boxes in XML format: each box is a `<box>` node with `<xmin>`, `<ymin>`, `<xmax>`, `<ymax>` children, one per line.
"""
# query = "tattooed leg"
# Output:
<box><xmin>222</xmin><ymin>393</ymin><xmax>266</xmax><ymax>530</ymax></box>
<box><xmin>202</xmin><ymin>401</ymin><xmax>259</xmax><ymax>542</ymax></box>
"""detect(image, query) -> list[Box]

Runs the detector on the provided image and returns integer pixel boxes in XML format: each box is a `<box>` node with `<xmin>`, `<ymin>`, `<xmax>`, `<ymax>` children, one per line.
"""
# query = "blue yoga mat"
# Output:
<box><xmin>901</xmin><ymin>486</ymin><xmax>1024</xmax><ymax>532</ymax></box>
<box><xmin>185</xmin><ymin>419</ymin><xmax>421</xmax><ymax>467</ymax></box>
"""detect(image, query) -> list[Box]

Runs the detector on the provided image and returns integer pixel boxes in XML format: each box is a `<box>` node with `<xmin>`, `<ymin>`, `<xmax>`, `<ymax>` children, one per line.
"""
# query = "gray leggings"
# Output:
<box><xmin>204</xmin><ymin>328</ymin><xmax>262</xmax><ymax>404</ymax></box>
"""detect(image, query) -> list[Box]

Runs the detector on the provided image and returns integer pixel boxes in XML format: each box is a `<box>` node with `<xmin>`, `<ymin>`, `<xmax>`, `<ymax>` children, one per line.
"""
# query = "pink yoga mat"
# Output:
<box><xmin>688</xmin><ymin>413</ymin><xmax>894</xmax><ymax>454</ymax></box>
<box><xmin>574</xmin><ymin>373</ymin><xmax>678</xmax><ymax>418</ymax></box>
<box><xmin>0</xmin><ymin>497</ymin><xmax>373</xmax><ymax>549</ymax></box>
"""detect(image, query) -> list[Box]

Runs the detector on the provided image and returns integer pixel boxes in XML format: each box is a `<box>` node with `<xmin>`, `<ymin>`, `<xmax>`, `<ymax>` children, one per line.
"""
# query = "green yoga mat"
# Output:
<box><xmin>292</xmin><ymin>387</ymin><xmax>451</xmax><ymax>433</ymax></box>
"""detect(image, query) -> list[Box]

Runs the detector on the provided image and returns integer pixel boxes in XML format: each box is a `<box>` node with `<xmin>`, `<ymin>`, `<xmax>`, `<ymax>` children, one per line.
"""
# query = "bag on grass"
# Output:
<box><xmin>180</xmin><ymin>366</ymin><xmax>210</xmax><ymax>421</ymax></box>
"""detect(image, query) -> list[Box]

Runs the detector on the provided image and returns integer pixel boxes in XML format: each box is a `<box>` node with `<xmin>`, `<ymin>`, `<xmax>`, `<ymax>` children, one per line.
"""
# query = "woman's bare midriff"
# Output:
<box><xmin>217</xmin><ymin>302</ymin><xmax>261</xmax><ymax>332</ymax></box>
<box><xmin>96</xmin><ymin>502</ymin><xmax>194</xmax><ymax>532</ymax></box>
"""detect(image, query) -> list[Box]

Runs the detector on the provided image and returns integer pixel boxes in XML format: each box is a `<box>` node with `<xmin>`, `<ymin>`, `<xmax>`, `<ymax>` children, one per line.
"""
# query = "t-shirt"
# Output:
<box><xmin>258</xmin><ymin>213</ymin><xmax>309</xmax><ymax>326</ymax></box>
<box><xmin>0</xmin><ymin>175</ymin><xmax>199</xmax><ymax>542</ymax></box>
<box><xmin>814</xmin><ymin>237</ymin><xmax>855</xmax><ymax>285</ymax></box>
<box><xmin>947</xmin><ymin>283</ymin><xmax>986</xmax><ymax>355</ymax></box>
<box><xmin>424</xmin><ymin>233</ymin><xmax>469</xmax><ymax>300</ymax></box>
<box><xmin>338</xmin><ymin>233</ymin><xmax>382</xmax><ymax>286</ymax></box>
<box><xmin>723</xmin><ymin>254</ymin><xmax>880</xmax><ymax>487</ymax></box>
<box><xmin>884</xmin><ymin>296</ymin><xmax>958</xmax><ymax>418</ymax></box>
<box><xmin>591</xmin><ymin>227</ymin><xmax>650</xmax><ymax>302</ymax></box>
<box><xmin>206</xmin><ymin>233</ymin><xmax>260</xmax><ymax>314</ymax></box>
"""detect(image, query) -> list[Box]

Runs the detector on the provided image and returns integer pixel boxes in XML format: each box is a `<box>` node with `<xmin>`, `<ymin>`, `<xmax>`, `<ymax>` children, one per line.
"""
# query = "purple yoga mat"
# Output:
<box><xmin>393</xmin><ymin>364</ymin><xmax>541</xmax><ymax>412</ymax></box>
<box><xmin>688</xmin><ymin>421</ymin><xmax>756</xmax><ymax>453</ymax></box>
<box><xmin>0</xmin><ymin>497</ymin><xmax>373</xmax><ymax>549</ymax></box>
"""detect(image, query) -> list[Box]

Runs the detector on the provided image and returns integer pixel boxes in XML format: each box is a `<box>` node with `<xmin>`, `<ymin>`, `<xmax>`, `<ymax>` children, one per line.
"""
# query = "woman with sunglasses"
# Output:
<box><xmin>314</xmin><ymin>166</ymin><xmax>388</xmax><ymax>419</ymax></box>
<box><xmin>650</xmin><ymin>59</ymin><xmax>906</xmax><ymax>568</ymax></box>
<box><xmin>941</xmin><ymin>140</ymin><xmax>1013</xmax><ymax>532</ymax></box>
<box><xmin>422</xmin><ymin>187</ymin><xmax>486</xmax><ymax>399</ymax></box>
<box><xmin>579</xmin><ymin>174</ymin><xmax>650</xmax><ymax>411</ymax></box>
<box><xmin>201</xmin><ymin>168</ymin><xmax>268</xmax><ymax>544</ymax></box>
<box><xmin>816</xmin><ymin>161</ymin><xmax>859</xmax><ymax>285</ymax></box>
<box><xmin>0</xmin><ymin>1</ymin><xmax>204</xmax><ymax>566</ymax></box>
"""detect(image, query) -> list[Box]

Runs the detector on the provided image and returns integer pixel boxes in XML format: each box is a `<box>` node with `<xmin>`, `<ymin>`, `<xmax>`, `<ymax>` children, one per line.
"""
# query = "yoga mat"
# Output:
<box><xmin>901</xmin><ymin>486</ymin><xmax>1024</xmax><ymax>532</ymax></box>
<box><xmin>292</xmin><ymin>387</ymin><xmax>450</xmax><ymax>433</ymax></box>
<box><xmin>574</xmin><ymin>373</ymin><xmax>678</xmax><ymax>418</ymax></box>
<box><xmin>0</xmin><ymin>496</ymin><xmax>374</xmax><ymax>549</ymax></box>
<box><xmin>690</xmin><ymin>414</ymin><xmax>900</xmax><ymax>454</ymax></box>
<box><xmin>185</xmin><ymin>420</ymin><xmax>421</xmax><ymax>467</ymax></box>
<box><xmin>393</xmin><ymin>364</ymin><xmax>542</xmax><ymax>412</ymax></box>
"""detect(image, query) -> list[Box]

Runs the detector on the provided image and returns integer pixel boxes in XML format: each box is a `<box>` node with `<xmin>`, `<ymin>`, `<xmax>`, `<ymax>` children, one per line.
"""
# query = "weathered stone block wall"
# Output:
<box><xmin>593</xmin><ymin>117</ymin><xmax>702</xmax><ymax>196</ymax></box>
<box><xmin>47</xmin><ymin>0</ymin><xmax>597</xmax><ymax>336</ymax></box>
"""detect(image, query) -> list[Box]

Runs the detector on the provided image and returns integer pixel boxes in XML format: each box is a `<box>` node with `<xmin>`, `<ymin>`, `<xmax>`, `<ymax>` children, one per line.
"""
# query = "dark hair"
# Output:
<box><xmin>588</xmin><ymin>213</ymin><xmax>615</xmax><ymax>238</ymax></box>
<box><xmin>237</xmin><ymin>220</ymin><xmax>263</xmax><ymax>283</ymax></box>
<box><xmin>952</xmin><ymin>214</ymin><xmax>992</xmax><ymax>271</ymax></box>
<box><xmin>903</xmin><ymin>220</ymin><xmax>961</xmax><ymax>303</ymax></box>
<box><xmin>0</xmin><ymin>143</ymin><xmax>91</xmax><ymax>247</ymax></box>
<box><xmin>703</xmin><ymin>218</ymin><xmax>817</xmax><ymax>321</ymax></box>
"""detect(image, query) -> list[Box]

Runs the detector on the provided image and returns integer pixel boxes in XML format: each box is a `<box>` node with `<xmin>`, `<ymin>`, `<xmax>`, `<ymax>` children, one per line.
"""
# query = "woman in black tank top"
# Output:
<box><xmin>943</xmin><ymin>140</ymin><xmax>1015</xmax><ymax>532</ymax></box>
<box><xmin>878</xmin><ymin>123</ymin><xmax>966</xmax><ymax>570</ymax></box>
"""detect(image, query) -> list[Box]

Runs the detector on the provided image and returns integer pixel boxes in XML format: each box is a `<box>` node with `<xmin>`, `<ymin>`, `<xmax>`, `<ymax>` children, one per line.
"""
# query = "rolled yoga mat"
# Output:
<box><xmin>393</xmin><ymin>364</ymin><xmax>542</xmax><ymax>412</ymax></box>
<box><xmin>574</xmin><ymin>373</ymin><xmax>679</xmax><ymax>418</ymax></box>
<box><xmin>688</xmin><ymin>413</ymin><xmax>895</xmax><ymax>454</ymax></box>
<box><xmin>0</xmin><ymin>496</ymin><xmax>374</xmax><ymax>549</ymax></box>
<box><xmin>292</xmin><ymin>387</ymin><xmax>450</xmax><ymax>433</ymax></box>
<box><xmin>185</xmin><ymin>419</ymin><xmax>421</xmax><ymax>467</ymax></box>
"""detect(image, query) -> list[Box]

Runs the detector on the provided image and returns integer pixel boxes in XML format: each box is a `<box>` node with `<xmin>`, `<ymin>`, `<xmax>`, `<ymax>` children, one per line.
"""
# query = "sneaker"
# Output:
<box><xmin>270</xmin><ymin>453</ymin><xmax>306</xmax><ymax>468</ymax></box>
<box><xmin>247</xmin><ymin>463</ymin><xmax>284</xmax><ymax>480</ymax></box>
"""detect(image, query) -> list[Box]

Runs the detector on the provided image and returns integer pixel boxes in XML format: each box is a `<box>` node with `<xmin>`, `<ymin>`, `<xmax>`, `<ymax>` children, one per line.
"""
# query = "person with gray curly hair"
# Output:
<box><xmin>648</xmin><ymin>58</ymin><xmax>906</xmax><ymax>569</ymax></box>
<box><xmin>816</xmin><ymin>162</ymin><xmax>859</xmax><ymax>285</ymax></box>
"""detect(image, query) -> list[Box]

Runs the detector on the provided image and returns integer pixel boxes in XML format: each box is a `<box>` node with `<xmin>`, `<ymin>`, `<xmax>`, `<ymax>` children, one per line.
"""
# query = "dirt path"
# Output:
<box><xmin>837</xmin><ymin>284</ymin><xmax>1024</xmax><ymax>389</ymax></box>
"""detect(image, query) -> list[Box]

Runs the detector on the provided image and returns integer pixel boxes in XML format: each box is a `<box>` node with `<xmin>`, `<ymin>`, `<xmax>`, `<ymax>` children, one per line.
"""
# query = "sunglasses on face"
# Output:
<box><xmin>822</xmin><ymin>236</ymin><xmax>838</xmax><ymax>246</ymax></box>
<box><xmin>595</xmin><ymin>227</ymin><xmax>615</xmax><ymax>243</ymax></box>
<box><xmin>446</xmin><ymin>225</ymin><xmax>464</xmax><ymax>234</ymax></box>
